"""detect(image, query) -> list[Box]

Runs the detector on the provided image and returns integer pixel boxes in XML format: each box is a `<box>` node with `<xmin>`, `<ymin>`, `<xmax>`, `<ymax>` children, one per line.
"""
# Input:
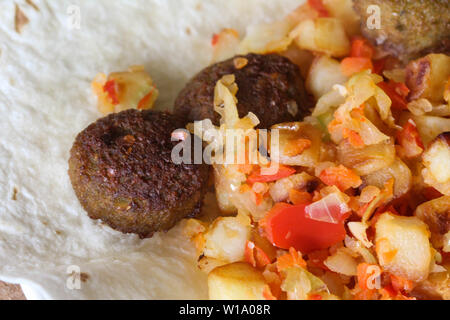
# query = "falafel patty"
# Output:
<box><xmin>353</xmin><ymin>0</ymin><xmax>450</xmax><ymax>63</ymax></box>
<box><xmin>68</xmin><ymin>109</ymin><xmax>209</xmax><ymax>238</ymax></box>
<box><xmin>174</xmin><ymin>53</ymin><xmax>312</xmax><ymax>128</ymax></box>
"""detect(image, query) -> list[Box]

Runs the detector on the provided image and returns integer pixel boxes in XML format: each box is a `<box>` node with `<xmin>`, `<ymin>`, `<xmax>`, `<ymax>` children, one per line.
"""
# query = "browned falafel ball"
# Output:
<box><xmin>68</xmin><ymin>109</ymin><xmax>209</xmax><ymax>238</ymax></box>
<box><xmin>353</xmin><ymin>0</ymin><xmax>450</xmax><ymax>63</ymax></box>
<box><xmin>174</xmin><ymin>53</ymin><xmax>312</xmax><ymax>128</ymax></box>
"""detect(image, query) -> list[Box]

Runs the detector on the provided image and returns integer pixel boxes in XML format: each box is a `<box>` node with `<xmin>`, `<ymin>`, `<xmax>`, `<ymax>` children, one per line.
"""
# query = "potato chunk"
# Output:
<box><xmin>208</xmin><ymin>262</ymin><xmax>267</xmax><ymax>300</ymax></box>
<box><xmin>306</xmin><ymin>55</ymin><xmax>348</xmax><ymax>100</ymax></box>
<box><xmin>363</xmin><ymin>158</ymin><xmax>412</xmax><ymax>198</ymax></box>
<box><xmin>406</xmin><ymin>54</ymin><xmax>450</xmax><ymax>103</ymax></box>
<box><xmin>375</xmin><ymin>213</ymin><xmax>432</xmax><ymax>281</ymax></box>
<box><xmin>203</xmin><ymin>217</ymin><xmax>250</xmax><ymax>263</ymax></box>
<box><xmin>422</xmin><ymin>132</ymin><xmax>450</xmax><ymax>195</ymax></box>
<box><xmin>415</xmin><ymin>196</ymin><xmax>450</xmax><ymax>249</ymax></box>
<box><xmin>290</xmin><ymin>18</ymin><xmax>350</xmax><ymax>58</ymax></box>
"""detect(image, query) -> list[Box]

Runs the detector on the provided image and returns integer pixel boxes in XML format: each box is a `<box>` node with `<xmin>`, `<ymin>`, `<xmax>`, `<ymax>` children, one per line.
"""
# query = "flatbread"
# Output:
<box><xmin>0</xmin><ymin>0</ymin><xmax>302</xmax><ymax>299</ymax></box>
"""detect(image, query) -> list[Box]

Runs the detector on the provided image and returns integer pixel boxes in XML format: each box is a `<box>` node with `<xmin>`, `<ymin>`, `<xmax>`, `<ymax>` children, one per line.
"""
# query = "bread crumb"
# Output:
<box><xmin>15</xmin><ymin>4</ymin><xmax>29</xmax><ymax>34</ymax></box>
<box><xmin>26</xmin><ymin>0</ymin><xmax>39</xmax><ymax>11</ymax></box>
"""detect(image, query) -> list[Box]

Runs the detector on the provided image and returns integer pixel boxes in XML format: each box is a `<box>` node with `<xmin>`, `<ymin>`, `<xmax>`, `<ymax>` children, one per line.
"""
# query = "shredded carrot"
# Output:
<box><xmin>277</xmin><ymin>247</ymin><xmax>307</xmax><ymax>272</ymax></box>
<box><xmin>356</xmin><ymin>263</ymin><xmax>381</xmax><ymax>300</ymax></box>
<box><xmin>289</xmin><ymin>189</ymin><xmax>313</xmax><ymax>205</ymax></box>
<box><xmin>253</xmin><ymin>191</ymin><xmax>264</xmax><ymax>206</ymax></box>
<box><xmin>357</xmin><ymin>263</ymin><xmax>375</xmax><ymax>290</ymax></box>
<box><xmin>237</xmin><ymin>163</ymin><xmax>255</xmax><ymax>174</ymax></box>
<box><xmin>390</xmin><ymin>274</ymin><xmax>414</xmax><ymax>293</ymax></box>
<box><xmin>245</xmin><ymin>241</ymin><xmax>271</xmax><ymax>268</ymax></box>
<box><xmin>284</xmin><ymin>138</ymin><xmax>312</xmax><ymax>157</ymax></box>
<box><xmin>343</xmin><ymin>128</ymin><xmax>364</xmax><ymax>148</ymax></box>
<box><xmin>263</xmin><ymin>285</ymin><xmax>277</xmax><ymax>300</ymax></box>
<box><xmin>239</xmin><ymin>184</ymin><xmax>252</xmax><ymax>193</ymax></box>
<box><xmin>319</xmin><ymin>165</ymin><xmax>362</xmax><ymax>191</ymax></box>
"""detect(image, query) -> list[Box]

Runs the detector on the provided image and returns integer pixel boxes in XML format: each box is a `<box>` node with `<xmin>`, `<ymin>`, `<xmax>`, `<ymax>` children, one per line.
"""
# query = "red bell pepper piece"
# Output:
<box><xmin>103</xmin><ymin>80</ymin><xmax>119</xmax><ymax>105</ymax></box>
<box><xmin>308</xmin><ymin>0</ymin><xmax>329</xmax><ymax>17</ymax></box>
<box><xmin>260</xmin><ymin>202</ymin><xmax>346</xmax><ymax>253</ymax></box>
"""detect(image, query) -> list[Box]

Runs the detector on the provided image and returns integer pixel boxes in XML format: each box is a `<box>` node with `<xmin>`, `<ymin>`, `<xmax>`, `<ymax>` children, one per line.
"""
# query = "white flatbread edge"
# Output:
<box><xmin>0</xmin><ymin>0</ymin><xmax>302</xmax><ymax>299</ymax></box>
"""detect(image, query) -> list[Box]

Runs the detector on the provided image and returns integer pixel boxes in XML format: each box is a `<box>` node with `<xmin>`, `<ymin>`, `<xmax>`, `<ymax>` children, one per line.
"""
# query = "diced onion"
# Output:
<box><xmin>347</xmin><ymin>222</ymin><xmax>372</xmax><ymax>248</ymax></box>
<box><xmin>305</xmin><ymin>193</ymin><xmax>350</xmax><ymax>224</ymax></box>
<box><xmin>324</xmin><ymin>249</ymin><xmax>358</xmax><ymax>276</ymax></box>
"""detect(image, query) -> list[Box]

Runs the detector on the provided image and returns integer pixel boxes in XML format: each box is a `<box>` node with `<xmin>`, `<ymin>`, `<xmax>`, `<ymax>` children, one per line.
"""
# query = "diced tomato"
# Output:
<box><xmin>350</xmin><ymin>37</ymin><xmax>374</xmax><ymax>59</ymax></box>
<box><xmin>307</xmin><ymin>0</ymin><xmax>329</xmax><ymax>17</ymax></box>
<box><xmin>378</xmin><ymin>80</ymin><xmax>410</xmax><ymax>110</ymax></box>
<box><xmin>260</xmin><ymin>202</ymin><xmax>346</xmax><ymax>253</ymax></box>
<box><xmin>341</xmin><ymin>57</ymin><xmax>373</xmax><ymax>77</ymax></box>
<box><xmin>396</xmin><ymin>119</ymin><xmax>424</xmax><ymax>158</ymax></box>
<box><xmin>319</xmin><ymin>165</ymin><xmax>362</xmax><ymax>191</ymax></box>
<box><xmin>247</xmin><ymin>164</ymin><xmax>296</xmax><ymax>184</ymax></box>
<box><xmin>103</xmin><ymin>80</ymin><xmax>119</xmax><ymax>105</ymax></box>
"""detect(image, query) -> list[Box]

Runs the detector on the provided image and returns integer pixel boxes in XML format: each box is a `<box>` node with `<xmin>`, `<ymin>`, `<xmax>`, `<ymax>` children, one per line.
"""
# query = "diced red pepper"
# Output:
<box><xmin>372</xmin><ymin>58</ymin><xmax>387</xmax><ymax>75</ymax></box>
<box><xmin>396</xmin><ymin>119</ymin><xmax>424</xmax><ymax>158</ymax></box>
<box><xmin>343</xmin><ymin>128</ymin><xmax>364</xmax><ymax>148</ymax></box>
<box><xmin>308</xmin><ymin>294</ymin><xmax>323</xmax><ymax>300</ymax></box>
<box><xmin>308</xmin><ymin>0</ymin><xmax>329</xmax><ymax>17</ymax></box>
<box><xmin>350</xmin><ymin>37</ymin><xmax>374</xmax><ymax>59</ymax></box>
<box><xmin>211</xmin><ymin>33</ymin><xmax>220</xmax><ymax>46</ymax></box>
<box><xmin>137</xmin><ymin>88</ymin><xmax>155</xmax><ymax>110</ymax></box>
<box><xmin>247</xmin><ymin>164</ymin><xmax>296</xmax><ymax>184</ymax></box>
<box><xmin>260</xmin><ymin>203</ymin><xmax>346</xmax><ymax>253</ymax></box>
<box><xmin>378</xmin><ymin>80</ymin><xmax>410</xmax><ymax>110</ymax></box>
<box><xmin>103</xmin><ymin>80</ymin><xmax>119</xmax><ymax>105</ymax></box>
